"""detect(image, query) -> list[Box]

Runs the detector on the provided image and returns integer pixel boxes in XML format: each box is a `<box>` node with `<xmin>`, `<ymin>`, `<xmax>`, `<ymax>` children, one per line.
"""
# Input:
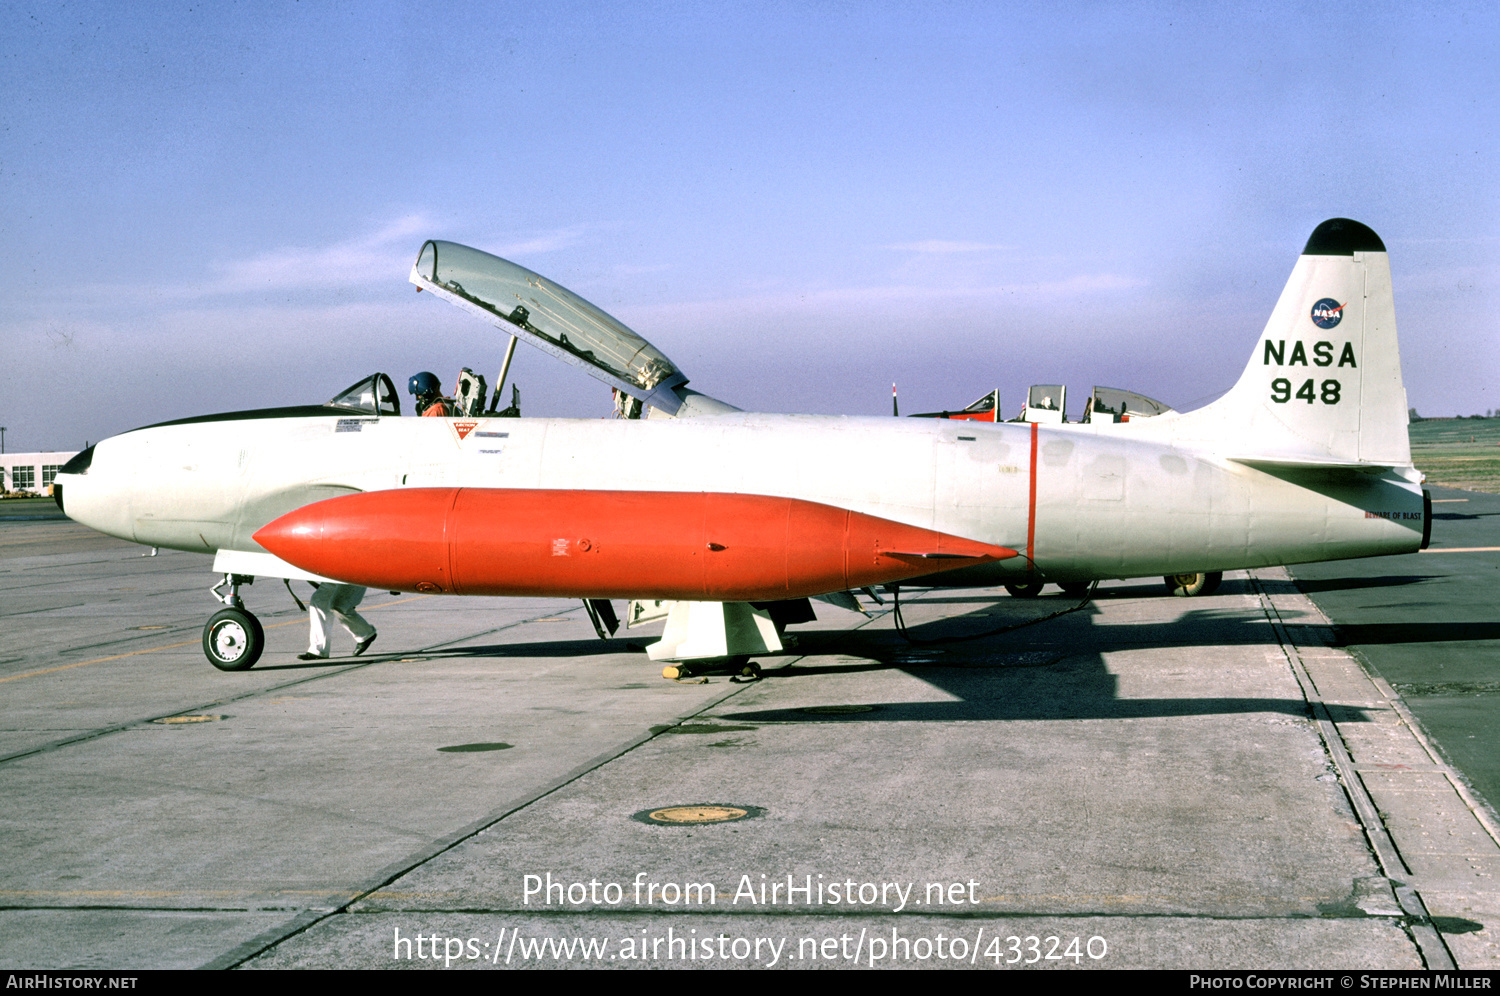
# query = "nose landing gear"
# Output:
<box><xmin>202</xmin><ymin>574</ymin><xmax>264</xmax><ymax>671</ymax></box>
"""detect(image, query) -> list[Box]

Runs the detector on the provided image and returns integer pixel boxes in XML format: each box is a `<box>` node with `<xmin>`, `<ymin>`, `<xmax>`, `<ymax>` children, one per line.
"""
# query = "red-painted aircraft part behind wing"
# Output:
<box><xmin>254</xmin><ymin>488</ymin><xmax>1017</xmax><ymax>601</ymax></box>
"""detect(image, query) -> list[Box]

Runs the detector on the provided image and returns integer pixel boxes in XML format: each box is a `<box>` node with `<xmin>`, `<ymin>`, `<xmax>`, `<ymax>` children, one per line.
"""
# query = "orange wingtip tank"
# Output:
<box><xmin>254</xmin><ymin>488</ymin><xmax>1016</xmax><ymax>601</ymax></box>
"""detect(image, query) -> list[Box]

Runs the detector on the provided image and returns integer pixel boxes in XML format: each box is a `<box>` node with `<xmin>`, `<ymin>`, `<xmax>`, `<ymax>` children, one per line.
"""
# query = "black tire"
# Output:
<box><xmin>1163</xmin><ymin>571</ymin><xmax>1223</xmax><ymax>598</ymax></box>
<box><xmin>1058</xmin><ymin>581</ymin><xmax>1093</xmax><ymax>596</ymax></box>
<box><xmin>202</xmin><ymin>608</ymin><xmax>264</xmax><ymax>671</ymax></box>
<box><xmin>1004</xmin><ymin>583</ymin><xmax>1045</xmax><ymax>598</ymax></box>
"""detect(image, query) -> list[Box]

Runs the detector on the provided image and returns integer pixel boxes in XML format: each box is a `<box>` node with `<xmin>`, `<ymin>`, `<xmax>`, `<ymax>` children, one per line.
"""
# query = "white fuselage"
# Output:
<box><xmin>59</xmin><ymin>408</ymin><xmax>1425</xmax><ymax>590</ymax></box>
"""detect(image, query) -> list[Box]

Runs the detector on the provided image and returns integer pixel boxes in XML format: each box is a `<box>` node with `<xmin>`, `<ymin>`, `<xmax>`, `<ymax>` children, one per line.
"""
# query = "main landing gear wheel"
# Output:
<box><xmin>1004</xmin><ymin>583</ymin><xmax>1045</xmax><ymax>598</ymax></box>
<box><xmin>1163</xmin><ymin>571</ymin><xmax>1223</xmax><ymax>598</ymax></box>
<box><xmin>203</xmin><ymin>607</ymin><xmax>264</xmax><ymax>671</ymax></box>
<box><xmin>1057</xmin><ymin>581</ymin><xmax>1093</xmax><ymax>596</ymax></box>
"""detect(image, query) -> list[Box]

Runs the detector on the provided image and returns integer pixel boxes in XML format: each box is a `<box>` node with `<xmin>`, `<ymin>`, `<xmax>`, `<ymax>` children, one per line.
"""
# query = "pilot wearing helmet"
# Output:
<box><xmin>409</xmin><ymin>371</ymin><xmax>456</xmax><ymax>417</ymax></box>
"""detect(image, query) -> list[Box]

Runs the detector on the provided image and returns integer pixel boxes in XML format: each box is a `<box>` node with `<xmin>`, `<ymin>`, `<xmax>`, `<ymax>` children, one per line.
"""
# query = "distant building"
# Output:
<box><xmin>1</xmin><ymin>451</ymin><xmax>81</xmax><ymax>496</ymax></box>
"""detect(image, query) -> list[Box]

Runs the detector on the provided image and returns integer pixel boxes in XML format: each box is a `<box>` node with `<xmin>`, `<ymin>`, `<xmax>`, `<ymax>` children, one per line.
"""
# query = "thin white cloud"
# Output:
<box><xmin>884</xmin><ymin>240</ymin><xmax>1010</xmax><ymax>254</ymax></box>
<box><xmin>619</xmin><ymin>272</ymin><xmax>1146</xmax><ymax>328</ymax></box>
<box><xmin>217</xmin><ymin>220</ymin><xmax>586</xmax><ymax>291</ymax></box>
<box><xmin>50</xmin><ymin>220</ymin><xmax>588</xmax><ymax>308</ymax></box>
<box><xmin>484</xmin><ymin>227</ymin><xmax>586</xmax><ymax>258</ymax></box>
<box><xmin>1395</xmin><ymin>263</ymin><xmax>1498</xmax><ymax>294</ymax></box>
<box><xmin>207</xmin><ymin>214</ymin><xmax>431</xmax><ymax>293</ymax></box>
<box><xmin>2</xmin><ymin>300</ymin><xmax>415</xmax><ymax>353</ymax></box>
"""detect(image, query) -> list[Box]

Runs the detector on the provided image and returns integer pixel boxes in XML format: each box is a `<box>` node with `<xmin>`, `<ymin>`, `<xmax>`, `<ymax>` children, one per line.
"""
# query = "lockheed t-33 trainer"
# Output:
<box><xmin>54</xmin><ymin>218</ymin><xmax>1430</xmax><ymax>672</ymax></box>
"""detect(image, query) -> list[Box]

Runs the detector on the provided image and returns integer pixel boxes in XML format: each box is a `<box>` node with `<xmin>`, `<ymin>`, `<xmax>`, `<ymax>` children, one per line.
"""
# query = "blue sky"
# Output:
<box><xmin>2</xmin><ymin>1</ymin><xmax>1496</xmax><ymax>451</ymax></box>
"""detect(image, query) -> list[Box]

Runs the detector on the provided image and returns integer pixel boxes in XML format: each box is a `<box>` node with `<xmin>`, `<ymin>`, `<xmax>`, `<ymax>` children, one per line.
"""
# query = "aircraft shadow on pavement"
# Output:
<box><xmin>399</xmin><ymin>637</ymin><xmax>655</xmax><ymax>660</ymax></box>
<box><xmin>1237</xmin><ymin>574</ymin><xmax>1445</xmax><ymax>597</ymax></box>
<box><xmin>253</xmin><ymin>657</ymin><xmax>380</xmax><ymax>671</ymax></box>
<box><xmin>1284</xmin><ymin>574</ymin><xmax>1439</xmax><ymax>595</ymax></box>
<box><xmin>897</xmin><ymin>574</ymin><xmax>1429</xmax><ymax>602</ymax></box>
<box><xmin>1330</xmin><ymin>622</ymin><xmax>1500</xmax><ymax>646</ymax></box>
<box><xmin>722</xmin><ymin>599</ymin><xmax>1371</xmax><ymax>725</ymax></box>
<box><xmin>376</xmin><ymin>595</ymin><xmax>1374</xmax><ymax>726</ymax></box>
<box><xmin>342</xmin><ymin>580</ymin><xmax>1498</xmax><ymax>723</ymax></box>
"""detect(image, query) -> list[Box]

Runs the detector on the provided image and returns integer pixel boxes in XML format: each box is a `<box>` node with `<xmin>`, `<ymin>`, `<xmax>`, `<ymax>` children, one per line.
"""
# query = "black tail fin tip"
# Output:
<box><xmin>1302</xmin><ymin>218</ymin><xmax>1386</xmax><ymax>256</ymax></box>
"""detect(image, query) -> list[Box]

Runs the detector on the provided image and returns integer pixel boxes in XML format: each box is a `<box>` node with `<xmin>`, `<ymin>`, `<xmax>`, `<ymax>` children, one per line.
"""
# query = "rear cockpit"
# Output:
<box><xmin>1082</xmin><ymin>387</ymin><xmax>1176</xmax><ymax>424</ymax></box>
<box><xmin>911</xmin><ymin>384</ymin><xmax>1176</xmax><ymax>426</ymax></box>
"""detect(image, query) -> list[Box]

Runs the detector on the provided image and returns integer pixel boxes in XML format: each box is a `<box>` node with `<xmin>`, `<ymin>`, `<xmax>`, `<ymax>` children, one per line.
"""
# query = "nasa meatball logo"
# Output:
<box><xmin>1310</xmin><ymin>298</ymin><xmax>1344</xmax><ymax>329</ymax></box>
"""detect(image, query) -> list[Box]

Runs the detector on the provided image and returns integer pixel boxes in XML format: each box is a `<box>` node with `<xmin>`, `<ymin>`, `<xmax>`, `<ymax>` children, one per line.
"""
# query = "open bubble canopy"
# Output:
<box><xmin>410</xmin><ymin>240</ymin><xmax>687</xmax><ymax>413</ymax></box>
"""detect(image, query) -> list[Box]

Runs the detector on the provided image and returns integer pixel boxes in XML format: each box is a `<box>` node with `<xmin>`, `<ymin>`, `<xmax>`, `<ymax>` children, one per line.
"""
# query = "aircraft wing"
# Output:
<box><xmin>409</xmin><ymin>240</ymin><xmax>690</xmax><ymax>414</ymax></box>
<box><xmin>213</xmin><ymin>548</ymin><xmax>341</xmax><ymax>585</ymax></box>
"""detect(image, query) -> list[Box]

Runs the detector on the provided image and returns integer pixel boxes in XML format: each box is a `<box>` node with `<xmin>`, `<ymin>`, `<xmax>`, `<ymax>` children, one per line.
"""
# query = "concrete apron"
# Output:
<box><xmin>2</xmin><ymin>545</ymin><xmax>1495</xmax><ymax>969</ymax></box>
<box><xmin>1253</xmin><ymin>566</ymin><xmax>1500</xmax><ymax>970</ymax></box>
<box><xmin>243</xmin><ymin>571</ymin><xmax>1495</xmax><ymax>970</ymax></box>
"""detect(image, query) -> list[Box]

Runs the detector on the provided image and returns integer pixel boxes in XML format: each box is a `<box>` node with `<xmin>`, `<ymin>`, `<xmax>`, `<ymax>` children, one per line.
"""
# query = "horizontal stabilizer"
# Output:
<box><xmin>1229</xmin><ymin>457</ymin><xmax>1400</xmax><ymax>475</ymax></box>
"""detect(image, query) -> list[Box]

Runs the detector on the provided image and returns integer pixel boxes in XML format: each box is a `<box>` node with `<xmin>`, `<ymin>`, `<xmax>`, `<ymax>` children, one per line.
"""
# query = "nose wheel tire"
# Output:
<box><xmin>1163</xmin><ymin>571</ymin><xmax>1223</xmax><ymax>597</ymax></box>
<box><xmin>1057</xmin><ymin>581</ymin><xmax>1093</xmax><ymax>596</ymax></box>
<box><xmin>1004</xmin><ymin>583</ymin><xmax>1045</xmax><ymax>598</ymax></box>
<box><xmin>203</xmin><ymin>607</ymin><xmax>264</xmax><ymax>671</ymax></box>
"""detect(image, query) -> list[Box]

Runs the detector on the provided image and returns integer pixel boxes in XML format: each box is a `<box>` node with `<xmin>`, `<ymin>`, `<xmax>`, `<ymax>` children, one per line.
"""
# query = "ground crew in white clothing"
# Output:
<box><xmin>299</xmin><ymin>582</ymin><xmax>377</xmax><ymax>660</ymax></box>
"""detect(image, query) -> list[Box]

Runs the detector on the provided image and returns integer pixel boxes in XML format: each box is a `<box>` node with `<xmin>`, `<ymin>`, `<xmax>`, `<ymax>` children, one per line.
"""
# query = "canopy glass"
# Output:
<box><xmin>411</xmin><ymin>241</ymin><xmax>680</xmax><ymax>397</ymax></box>
<box><xmin>326</xmin><ymin>373</ymin><xmax>401</xmax><ymax>416</ymax></box>
<box><xmin>1089</xmin><ymin>386</ymin><xmax>1174</xmax><ymax>422</ymax></box>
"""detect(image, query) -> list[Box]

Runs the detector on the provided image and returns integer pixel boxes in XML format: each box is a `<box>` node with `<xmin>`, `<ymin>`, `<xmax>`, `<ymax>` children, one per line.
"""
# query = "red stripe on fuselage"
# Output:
<box><xmin>1027</xmin><ymin>421</ymin><xmax>1039</xmax><ymax>569</ymax></box>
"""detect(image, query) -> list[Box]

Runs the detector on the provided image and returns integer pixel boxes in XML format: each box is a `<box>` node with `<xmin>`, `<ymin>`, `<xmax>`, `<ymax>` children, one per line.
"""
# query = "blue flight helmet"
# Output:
<box><xmin>408</xmin><ymin>371</ymin><xmax>441</xmax><ymax>397</ymax></box>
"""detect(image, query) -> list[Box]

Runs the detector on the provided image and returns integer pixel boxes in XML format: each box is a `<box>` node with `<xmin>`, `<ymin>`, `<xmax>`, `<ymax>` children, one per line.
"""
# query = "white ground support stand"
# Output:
<box><xmin>645</xmin><ymin>601</ymin><xmax>783</xmax><ymax>662</ymax></box>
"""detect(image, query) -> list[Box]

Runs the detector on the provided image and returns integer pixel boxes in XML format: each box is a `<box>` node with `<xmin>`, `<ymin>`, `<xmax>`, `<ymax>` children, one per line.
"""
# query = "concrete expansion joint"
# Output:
<box><xmin>330</xmin><ymin>906</ymin><xmax>1417</xmax><ymax>923</ymax></box>
<box><xmin>0</xmin><ymin>904</ymin><xmax>297</xmax><ymax>914</ymax></box>
<box><xmin>198</xmin><ymin>663</ymin><xmax>786</xmax><ymax>970</ymax></box>
<box><xmin>0</xmin><ymin>663</ymin><xmax>359</xmax><ymax>767</ymax></box>
<box><xmin>0</xmin><ymin>604</ymin><xmax>597</xmax><ymax>770</ymax></box>
<box><xmin>199</xmin><ymin>607</ymin><xmax>914</xmax><ymax>969</ymax></box>
<box><xmin>1363</xmin><ymin>675</ymin><xmax>1500</xmax><ymax>849</ymax></box>
<box><xmin>1248</xmin><ymin>569</ymin><xmax>1463</xmax><ymax>970</ymax></box>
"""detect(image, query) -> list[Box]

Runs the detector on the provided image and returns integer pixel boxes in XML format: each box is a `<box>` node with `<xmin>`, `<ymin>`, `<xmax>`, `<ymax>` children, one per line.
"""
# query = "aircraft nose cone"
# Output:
<box><xmin>49</xmin><ymin>442</ymin><xmax>144</xmax><ymax>541</ymax></box>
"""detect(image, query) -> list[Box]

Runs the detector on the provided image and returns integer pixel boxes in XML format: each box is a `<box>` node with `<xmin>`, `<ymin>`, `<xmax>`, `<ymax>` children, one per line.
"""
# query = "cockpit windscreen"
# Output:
<box><xmin>326</xmin><ymin>373</ymin><xmax>401</xmax><ymax>416</ymax></box>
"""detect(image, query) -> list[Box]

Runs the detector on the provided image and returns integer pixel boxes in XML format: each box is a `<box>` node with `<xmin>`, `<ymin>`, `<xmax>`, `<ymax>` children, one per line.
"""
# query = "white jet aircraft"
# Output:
<box><xmin>54</xmin><ymin>218</ymin><xmax>1429</xmax><ymax>672</ymax></box>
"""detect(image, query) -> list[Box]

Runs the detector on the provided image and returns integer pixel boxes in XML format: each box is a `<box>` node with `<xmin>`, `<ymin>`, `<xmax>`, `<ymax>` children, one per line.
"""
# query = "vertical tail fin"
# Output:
<box><xmin>1181</xmin><ymin>219</ymin><xmax>1411</xmax><ymax>467</ymax></box>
